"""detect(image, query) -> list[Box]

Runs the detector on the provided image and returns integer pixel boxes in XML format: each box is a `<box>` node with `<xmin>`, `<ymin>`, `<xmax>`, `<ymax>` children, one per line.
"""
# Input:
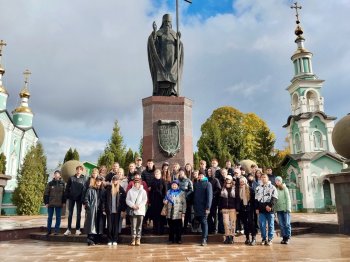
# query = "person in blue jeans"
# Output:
<box><xmin>274</xmin><ymin>176</ymin><xmax>292</xmax><ymax>244</ymax></box>
<box><xmin>255</xmin><ymin>173</ymin><xmax>278</xmax><ymax>246</ymax></box>
<box><xmin>193</xmin><ymin>172</ymin><xmax>213</xmax><ymax>246</ymax></box>
<box><xmin>44</xmin><ymin>170</ymin><xmax>66</xmax><ymax>236</ymax></box>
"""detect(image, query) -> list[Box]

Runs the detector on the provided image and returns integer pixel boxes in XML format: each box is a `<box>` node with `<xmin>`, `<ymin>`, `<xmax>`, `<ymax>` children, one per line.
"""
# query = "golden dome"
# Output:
<box><xmin>19</xmin><ymin>86</ymin><xmax>30</xmax><ymax>98</ymax></box>
<box><xmin>0</xmin><ymin>85</ymin><xmax>8</xmax><ymax>95</ymax></box>
<box><xmin>12</xmin><ymin>106</ymin><xmax>32</xmax><ymax>114</ymax></box>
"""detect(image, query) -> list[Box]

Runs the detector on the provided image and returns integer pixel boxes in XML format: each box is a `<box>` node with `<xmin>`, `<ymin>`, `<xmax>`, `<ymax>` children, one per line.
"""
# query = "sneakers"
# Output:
<box><xmin>200</xmin><ymin>239</ymin><xmax>207</xmax><ymax>246</ymax></box>
<box><xmin>107</xmin><ymin>242</ymin><xmax>112</xmax><ymax>246</ymax></box>
<box><xmin>130</xmin><ymin>238</ymin><xmax>136</xmax><ymax>246</ymax></box>
<box><xmin>249</xmin><ymin>238</ymin><xmax>256</xmax><ymax>246</ymax></box>
<box><xmin>261</xmin><ymin>240</ymin><xmax>267</xmax><ymax>245</ymax></box>
<box><xmin>244</xmin><ymin>238</ymin><xmax>250</xmax><ymax>245</ymax></box>
<box><xmin>266</xmin><ymin>240</ymin><xmax>272</xmax><ymax>246</ymax></box>
<box><xmin>112</xmin><ymin>242</ymin><xmax>118</xmax><ymax>246</ymax></box>
<box><xmin>223</xmin><ymin>236</ymin><xmax>229</xmax><ymax>244</ymax></box>
<box><xmin>75</xmin><ymin>229</ymin><xmax>82</xmax><ymax>235</ymax></box>
<box><xmin>64</xmin><ymin>229</ymin><xmax>71</xmax><ymax>236</ymax></box>
<box><xmin>135</xmin><ymin>238</ymin><xmax>141</xmax><ymax>246</ymax></box>
<box><xmin>87</xmin><ymin>240</ymin><xmax>95</xmax><ymax>246</ymax></box>
<box><xmin>281</xmin><ymin>237</ymin><xmax>290</xmax><ymax>244</ymax></box>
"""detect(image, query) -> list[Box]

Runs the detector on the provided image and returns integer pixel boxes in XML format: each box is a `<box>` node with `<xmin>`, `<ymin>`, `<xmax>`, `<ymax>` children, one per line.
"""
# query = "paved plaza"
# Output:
<box><xmin>1</xmin><ymin>213</ymin><xmax>349</xmax><ymax>261</ymax></box>
<box><xmin>0</xmin><ymin>234</ymin><xmax>349</xmax><ymax>261</ymax></box>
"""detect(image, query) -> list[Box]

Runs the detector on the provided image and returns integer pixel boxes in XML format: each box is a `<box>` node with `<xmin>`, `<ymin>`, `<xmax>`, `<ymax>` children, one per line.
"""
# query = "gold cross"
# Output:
<box><xmin>23</xmin><ymin>69</ymin><xmax>31</xmax><ymax>84</ymax></box>
<box><xmin>0</xmin><ymin>40</ymin><xmax>7</xmax><ymax>56</ymax></box>
<box><xmin>291</xmin><ymin>2</ymin><xmax>302</xmax><ymax>24</ymax></box>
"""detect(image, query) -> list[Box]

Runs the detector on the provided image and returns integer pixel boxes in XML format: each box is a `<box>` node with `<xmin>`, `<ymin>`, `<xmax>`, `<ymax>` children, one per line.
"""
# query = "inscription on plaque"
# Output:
<box><xmin>157</xmin><ymin>120</ymin><xmax>180</xmax><ymax>157</ymax></box>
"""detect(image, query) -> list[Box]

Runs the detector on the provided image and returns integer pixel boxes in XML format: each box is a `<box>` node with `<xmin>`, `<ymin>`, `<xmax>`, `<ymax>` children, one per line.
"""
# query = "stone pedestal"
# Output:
<box><xmin>328</xmin><ymin>172</ymin><xmax>350</xmax><ymax>235</ymax></box>
<box><xmin>0</xmin><ymin>174</ymin><xmax>11</xmax><ymax>214</ymax></box>
<box><xmin>142</xmin><ymin>96</ymin><xmax>193</xmax><ymax>168</ymax></box>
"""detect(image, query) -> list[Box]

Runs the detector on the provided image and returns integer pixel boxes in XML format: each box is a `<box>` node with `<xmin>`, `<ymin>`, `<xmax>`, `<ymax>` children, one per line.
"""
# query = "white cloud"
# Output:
<box><xmin>0</xmin><ymin>0</ymin><xmax>349</xmax><ymax>168</ymax></box>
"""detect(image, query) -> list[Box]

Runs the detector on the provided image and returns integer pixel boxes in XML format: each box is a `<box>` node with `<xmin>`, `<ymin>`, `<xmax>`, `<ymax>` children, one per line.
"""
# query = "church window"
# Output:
<box><xmin>313</xmin><ymin>131</ymin><xmax>323</xmax><ymax>150</ymax></box>
<box><xmin>295</xmin><ymin>133</ymin><xmax>301</xmax><ymax>153</ymax></box>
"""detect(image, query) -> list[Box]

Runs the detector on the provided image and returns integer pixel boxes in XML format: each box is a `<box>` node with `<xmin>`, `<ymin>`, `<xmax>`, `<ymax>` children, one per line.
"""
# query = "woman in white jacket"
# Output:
<box><xmin>126</xmin><ymin>178</ymin><xmax>148</xmax><ymax>246</ymax></box>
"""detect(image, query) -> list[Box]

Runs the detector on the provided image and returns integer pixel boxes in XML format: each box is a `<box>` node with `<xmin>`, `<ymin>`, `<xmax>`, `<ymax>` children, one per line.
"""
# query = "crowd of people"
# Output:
<box><xmin>43</xmin><ymin>158</ymin><xmax>292</xmax><ymax>246</ymax></box>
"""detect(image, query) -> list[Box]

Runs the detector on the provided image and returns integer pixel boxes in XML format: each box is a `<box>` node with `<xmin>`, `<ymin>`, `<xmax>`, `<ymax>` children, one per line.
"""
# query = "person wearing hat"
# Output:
<box><xmin>274</xmin><ymin>176</ymin><xmax>291</xmax><ymax>244</ymax></box>
<box><xmin>126</xmin><ymin>177</ymin><xmax>148</xmax><ymax>246</ymax></box>
<box><xmin>83</xmin><ymin>176</ymin><xmax>105</xmax><ymax>246</ymax></box>
<box><xmin>104</xmin><ymin>174</ymin><xmax>127</xmax><ymax>245</ymax></box>
<box><xmin>219</xmin><ymin>175</ymin><xmax>240</xmax><ymax>244</ymax></box>
<box><xmin>135</xmin><ymin>157</ymin><xmax>145</xmax><ymax>173</ymax></box>
<box><xmin>163</xmin><ymin>180</ymin><xmax>186</xmax><ymax>244</ymax></box>
<box><xmin>44</xmin><ymin>170</ymin><xmax>66</xmax><ymax>236</ymax></box>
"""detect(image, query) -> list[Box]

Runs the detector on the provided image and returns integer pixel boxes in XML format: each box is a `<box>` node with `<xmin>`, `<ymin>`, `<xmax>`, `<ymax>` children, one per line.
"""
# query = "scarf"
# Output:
<box><xmin>165</xmin><ymin>188</ymin><xmax>181</xmax><ymax>205</ymax></box>
<box><xmin>221</xmin><ymin>187</ymin><xmax>235</xmax><ymax>198</ymax></box>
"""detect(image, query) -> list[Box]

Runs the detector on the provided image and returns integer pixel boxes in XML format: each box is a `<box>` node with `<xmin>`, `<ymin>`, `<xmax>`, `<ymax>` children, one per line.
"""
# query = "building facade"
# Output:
<box><xmin>281</xmin><ymin>9</ymin><xmax>343</xmax><ymax>212</ymax></box>
<box><xmin>0</xmin><ymin>41</ymin><xmax>38</xmax><ymax>215</ymax></box>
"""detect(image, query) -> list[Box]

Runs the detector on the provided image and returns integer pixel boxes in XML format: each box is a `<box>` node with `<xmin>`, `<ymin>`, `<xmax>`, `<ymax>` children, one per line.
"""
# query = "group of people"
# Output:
<box><xmin>43</xmin><ymin>158</ymin><xmax>292</xmax><ymax>246</ymax></box>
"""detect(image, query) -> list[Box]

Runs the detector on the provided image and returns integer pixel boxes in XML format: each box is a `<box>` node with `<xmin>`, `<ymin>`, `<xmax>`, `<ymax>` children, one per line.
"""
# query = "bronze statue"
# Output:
<box><xmin>147</xmin><ymin>14</ymin><xmax>184</xmax><ymax>96</ymax></box>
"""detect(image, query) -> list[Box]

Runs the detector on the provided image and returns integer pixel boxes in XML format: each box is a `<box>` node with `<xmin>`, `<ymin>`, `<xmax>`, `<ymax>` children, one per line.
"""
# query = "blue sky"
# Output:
<box><xmin>0</xmin><ymin>0</ymin><xmax>349</xmax><ymax>169</ymax></box>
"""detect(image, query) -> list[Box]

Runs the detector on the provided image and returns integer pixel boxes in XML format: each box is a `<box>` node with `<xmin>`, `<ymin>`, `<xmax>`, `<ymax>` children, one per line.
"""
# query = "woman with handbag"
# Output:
<box><xmin>163</xmin><ymin>180</ymin><xmax>186</xmax><ymax>244</ymax></box>
<box><xmin>126</xmin><ymin>178</ymin><xmax>148</xmax><ymax>246</ymax></box>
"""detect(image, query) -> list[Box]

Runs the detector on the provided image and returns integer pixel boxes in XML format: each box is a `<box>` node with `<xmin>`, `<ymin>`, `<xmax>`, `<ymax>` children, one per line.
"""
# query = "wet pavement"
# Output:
<box><xmin>0</xmin><ymin>213</ymin><xmax>338</xmax><ymax>231</ymax></box>
<box><xmin>0</xmin><ymin>234</ymin><xmax>349</xmax><ymax>261</ymax></box>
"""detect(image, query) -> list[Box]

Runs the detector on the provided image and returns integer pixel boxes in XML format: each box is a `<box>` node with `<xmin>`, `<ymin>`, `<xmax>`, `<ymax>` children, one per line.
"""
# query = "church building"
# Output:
<box><xmin>281</xmin><ymin>5</ymin><xmax>343</xmax><ymax>212</ymax></box>
<box><xmin>0</xmin><ymin>40</ymin><xmax>38</xmax><ymax>215</ymax></box>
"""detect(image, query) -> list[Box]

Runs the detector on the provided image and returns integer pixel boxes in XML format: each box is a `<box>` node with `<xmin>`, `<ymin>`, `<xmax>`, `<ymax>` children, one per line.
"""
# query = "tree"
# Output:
<box><xmin>197</xmin><ymin>106</ymin><xmax>276</xmax><ymax>167</ymax></box>
<box><xmin>72</xmin><ymin>149</ymin><xmax>80</xmax><ymax>161</ymax></box>
<box><xmin>108</xmin><ymin>120</ymin><xmax>126</xmax><ymax>166</ymax></box>
<box><xmin>97</xmin><ymin>149</ymin><xmax>114</xmax><ymax>170</ymax></box>
<box><xmin>0</xmin><ymin>152</ymin><xmax>6</xmax><ymax>174</ymax></box>
<box><xmin>193</xmin><ymin>152</ymin><xmax>200</xmax><ymax>170</ymax></box>
<box><xmin>13</xmin><ymin>143</ymin><xmax>47</xmax><ymax>215</ymax></box>
<box><xmin>97</xmin><ymin>120</ymin><xmax>127</xmax><ymax>169</ymax></box>
<box><xmin>255</xmin><ymin>125</ymin><xmax>276</xmax><ymax>169</ymax></box>
<box><xmin>63</xmin><ymin>148</ymin><xmax>73</xmax><ymax>163</ymax></box>
<box><xmin>124</xmin><ymin>148</ymin><xmax>134</xmax><ymax>170</ymax></box>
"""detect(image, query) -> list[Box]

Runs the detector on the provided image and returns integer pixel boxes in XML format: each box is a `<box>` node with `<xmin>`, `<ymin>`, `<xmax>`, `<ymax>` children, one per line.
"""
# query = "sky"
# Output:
<box><xmin>0</xmin><ymin>0</ymin><xmax>349</xmax><ymax>169</ymax></box>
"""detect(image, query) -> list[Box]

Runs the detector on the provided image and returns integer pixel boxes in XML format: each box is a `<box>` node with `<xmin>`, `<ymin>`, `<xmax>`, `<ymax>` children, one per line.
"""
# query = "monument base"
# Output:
<box><xmin>328</xmin><ymin>172</ymin><xmax>350</xmax><ymax>235</ymax></box>
<box><xmin>142</xmin><ymin>96</ymin><xmax>193</xmax><ymax>169</ymax></box>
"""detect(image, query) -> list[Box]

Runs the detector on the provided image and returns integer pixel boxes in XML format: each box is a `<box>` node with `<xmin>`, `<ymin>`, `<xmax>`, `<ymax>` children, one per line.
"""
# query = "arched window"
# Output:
<box><xmin>292</xmin><ymin>93</ymin><xmax>299</xmax><ymax>112</ymax></box>
<box><xmin>306</xmin><ymin>91</ymin><xmax>319</xmax><ymax>112</ymax></box>
<box><xmin>313</xmin><ymin>131</ymin><xmax>323</xmax><ymax>150</ymax></box>
<box><xmin>295</xmin><ymin>133</ymin><xmax>301</xmax><ymax>153</ymax></box>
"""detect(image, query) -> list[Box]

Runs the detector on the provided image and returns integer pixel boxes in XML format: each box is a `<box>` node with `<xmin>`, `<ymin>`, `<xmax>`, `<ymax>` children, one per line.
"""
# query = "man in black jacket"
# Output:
<box><xmin>207</xmin><ymin>168</ymin><xmax>221</xmax><ymax>234</ymax></box>
<box><xmin>44</xmin><ymin>170</ymin><xmax>66</xmax><ymax>236</ymax></box>
<box><xmin>193</xmin><ymin>173</ymin><xmax>213</xmax><ymax>246</ymax></box>
<box><xmin>64</xmin><ymin>165</ymin><xmax>86</xmax><ymax>236</ymax></box>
